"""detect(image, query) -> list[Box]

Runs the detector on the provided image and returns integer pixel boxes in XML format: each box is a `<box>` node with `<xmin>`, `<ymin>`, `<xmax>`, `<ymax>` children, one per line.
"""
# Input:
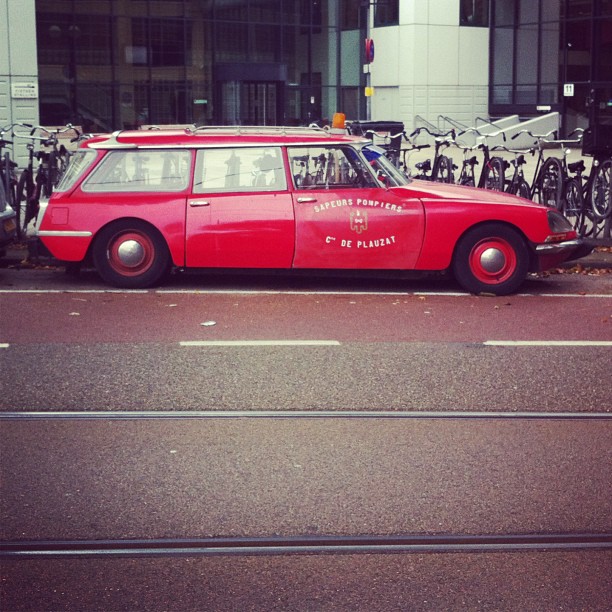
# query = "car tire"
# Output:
<box><xmin>93</xmin><ymin>219</ymin><xmax>171</xmax><ymax>288</ymax></box>
<box><xmin>452</xmin><ymin>223</ymin><xmax>529</xmax><ymax>295</ymax></box>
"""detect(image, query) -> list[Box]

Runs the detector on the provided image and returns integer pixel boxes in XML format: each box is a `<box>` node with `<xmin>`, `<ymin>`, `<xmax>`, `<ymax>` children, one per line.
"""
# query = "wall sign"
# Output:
<box><xmin>11</xmin><ymin>82</ymin><xmax>38</xmax><ymax>99</ymax></box>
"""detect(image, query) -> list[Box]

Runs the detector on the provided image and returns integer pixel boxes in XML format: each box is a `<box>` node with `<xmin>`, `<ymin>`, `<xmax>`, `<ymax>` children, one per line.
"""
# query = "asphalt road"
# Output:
<box><xmin>1</xmin><ymin>267</ymin><xmax>611</xmax><ymax>611</ymax></box>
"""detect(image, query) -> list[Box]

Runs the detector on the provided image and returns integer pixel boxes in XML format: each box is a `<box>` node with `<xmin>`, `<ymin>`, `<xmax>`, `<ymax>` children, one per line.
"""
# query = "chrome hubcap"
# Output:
<box><xmin>116</xmin><ymin>239</ymin><xmax>145</xmax><ymax>267</ymax></box>
<box><xmin>480</xmin><ymin>247</ymin><xmax>506</xmax><ymax>274</ymax></box>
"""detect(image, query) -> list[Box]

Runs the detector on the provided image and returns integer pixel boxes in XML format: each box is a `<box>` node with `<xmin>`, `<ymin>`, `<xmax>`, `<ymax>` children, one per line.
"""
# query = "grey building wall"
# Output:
<box><xmin>1</xmin><ymin>0</ymin><xmax>39</xmax><ymax>165</ymax></box>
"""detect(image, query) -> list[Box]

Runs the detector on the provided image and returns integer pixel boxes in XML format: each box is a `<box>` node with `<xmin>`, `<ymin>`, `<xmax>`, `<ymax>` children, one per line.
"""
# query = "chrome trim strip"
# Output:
<box><xmin>37</xmin><ymin>230</ymin><xmax>93</xmax><ymax>237</ymax></box>
<box><xmin>36</xmin><ymin>230</ymin><xmax>93</xmax><ymax>238</ymax></box>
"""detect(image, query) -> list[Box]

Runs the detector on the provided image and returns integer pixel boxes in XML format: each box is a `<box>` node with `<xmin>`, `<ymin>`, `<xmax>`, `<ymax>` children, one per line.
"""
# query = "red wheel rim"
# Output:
<box><xmin>106</xmin><ymin>231</ymin><xmax>155</xmax><ymax>277</ymax></box>
<box><xmin>468</xmin><ymin>238</ymin><xmax>517</xmax><ymax>285</ymax></box>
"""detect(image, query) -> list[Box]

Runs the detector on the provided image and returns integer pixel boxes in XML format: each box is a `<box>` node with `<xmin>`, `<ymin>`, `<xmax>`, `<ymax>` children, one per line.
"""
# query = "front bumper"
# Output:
<box><xmin>534</xmin><ymin>238</ymin><xmax>595</xmax><ymax>270</ymax></box>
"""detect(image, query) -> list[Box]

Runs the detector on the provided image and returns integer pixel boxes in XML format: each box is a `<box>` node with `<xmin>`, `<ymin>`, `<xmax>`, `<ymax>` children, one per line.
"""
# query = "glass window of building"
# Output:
<box><xmin>35</xmin><ymin>0</ymin><xmax>348</xmax><ymax>131</ymax></box>
<box><xmin>374</xmin><ymin>0</ymin><xmax>399</xmax><ymax>27</ymax></box>
<box><xmin>460</xmin><ymin>0</ymin><xmax>490</xmax><ymax>26</ymax></box>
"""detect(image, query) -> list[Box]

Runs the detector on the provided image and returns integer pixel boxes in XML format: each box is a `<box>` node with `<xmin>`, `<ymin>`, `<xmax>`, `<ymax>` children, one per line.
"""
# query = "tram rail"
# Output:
<box><xmin>2</xmin><ymin>533</ymin><xmax>611</xmax><ymax>559</ymax></box>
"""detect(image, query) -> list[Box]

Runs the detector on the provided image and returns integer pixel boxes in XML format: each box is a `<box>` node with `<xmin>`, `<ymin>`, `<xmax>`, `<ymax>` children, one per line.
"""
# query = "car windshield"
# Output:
<box><xmin>361</xmin><ymin>144</ymin><xmax>409</xmax><ymax>187</ymax></box>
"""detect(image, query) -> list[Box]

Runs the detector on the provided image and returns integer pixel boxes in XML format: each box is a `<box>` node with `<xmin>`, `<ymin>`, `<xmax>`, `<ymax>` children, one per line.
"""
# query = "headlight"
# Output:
<box><xmin>547</xmin><ymin>210</ymin><xmax>572</xmax><ymax>233</ymax></box>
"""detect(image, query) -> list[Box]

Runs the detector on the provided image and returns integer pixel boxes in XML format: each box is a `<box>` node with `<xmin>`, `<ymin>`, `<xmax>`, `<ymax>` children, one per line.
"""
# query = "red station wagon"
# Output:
<box><xmin>36</xmin><ymin>125</ymin><xmax>590</xmax><ymax>295</ymax></box>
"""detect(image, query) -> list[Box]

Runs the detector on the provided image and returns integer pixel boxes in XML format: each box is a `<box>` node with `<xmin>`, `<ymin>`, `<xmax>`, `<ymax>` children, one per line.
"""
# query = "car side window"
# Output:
<box><xmin>82</xmin><ymin>150</ymin><xmax>191</xmax><ymax>192</ymax></box>
<box><xmin>193</xmin><ymin>147</ymin><xmax>287</xmax><ymax>193</ymax></box>
<box><xmin>288</xmin><ymin>146</ymin><xmax>377</xmax><ymax>189</ymax></box>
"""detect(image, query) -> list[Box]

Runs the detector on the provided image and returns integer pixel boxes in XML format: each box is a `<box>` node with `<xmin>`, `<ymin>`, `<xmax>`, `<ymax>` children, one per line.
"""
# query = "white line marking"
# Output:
<box><xmin>0</xmin><ymin>289</ymin><xmax>148</xmax><ymax>294</ymax></box>
<box><xmin>0</xmin><ymin>343</ymin><xmax>9</xmax><ymax>348</ymax></box>
<box><xmin>518</xmin><ymin>293</ymin><xmax>612</xmax><ymax>299</ymax></box>
<box><xmin>161</xmin><ymin>289</ymin><xmax>415</xmax><ymax>296</ymax></box>
<box><xmin>1</xmin><ymin>410</ymin><xmax>610</xmax><ymax>420</ymax></box>
<box><xmin>0</xmin><ymin>289</ymin><xmax>610</xmax><ymax>298</ymax></box>
<box><xmin>484</xmin><ymin>340</ymin><xmax>612</xmax><ymax>346</ymax></box>
<box><xmin>180</xmin><ymin>340</ymin><xmax>341</xmax><ymax>347</ymax></box>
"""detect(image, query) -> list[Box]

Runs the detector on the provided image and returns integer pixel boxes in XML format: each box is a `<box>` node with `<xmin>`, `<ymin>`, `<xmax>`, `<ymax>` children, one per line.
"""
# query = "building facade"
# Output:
<box><xmin>1</xmin><ymin>0</ymin><xmax>611</xmax><ymax>145</ymax></box>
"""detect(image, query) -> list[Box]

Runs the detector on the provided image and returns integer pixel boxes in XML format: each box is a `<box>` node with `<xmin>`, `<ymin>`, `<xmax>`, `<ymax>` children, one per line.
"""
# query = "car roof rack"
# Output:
<box><xmin>188</xmin><ymin>125</ymin><xmax>329</xmax><ymax>136</ymax></box>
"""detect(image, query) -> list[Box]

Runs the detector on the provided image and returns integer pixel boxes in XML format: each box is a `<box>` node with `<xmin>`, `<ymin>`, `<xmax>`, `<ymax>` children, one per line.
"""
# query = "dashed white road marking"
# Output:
<box><xmin>180</xmin><ymin>340</ymin><xmax>341</xmax><ymax>347</ymax></box>
<box><xmin>484</xmin><ymin>340</ymin><xmax>612</xmax><ymax>347</ymax></box>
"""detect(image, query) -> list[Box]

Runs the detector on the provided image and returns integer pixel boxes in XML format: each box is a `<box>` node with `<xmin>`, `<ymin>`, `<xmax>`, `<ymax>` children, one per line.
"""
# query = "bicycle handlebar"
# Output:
<box><xmin>491</xmin><ymin>144</ymin><xmax>536</xmax><ymax>155</ymax></box>
<box><xmin>511</xmin><ymin>129</ymin><xmax>557</xmax><ymax>141</ymax></box>
<box><xmin>457</xmin><ymin>126</ymin><xmax>507</xmax><ymax>142</ymax></box>
<box><xmin>409</xmin><ymin>126</ymin><xmax>456</xmax><ymax>140</ymax></box>
<box><xmin>363</xmin><ymin>129</ymin><xmax>407</xmax><ymax>141</ymax></box>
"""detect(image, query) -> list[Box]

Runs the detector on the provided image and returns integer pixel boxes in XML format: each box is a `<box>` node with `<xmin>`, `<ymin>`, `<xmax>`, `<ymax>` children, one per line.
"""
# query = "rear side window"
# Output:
<box><xmin>193</xmin><ymin>147</ymin><xmax>287</xmax><ymax>193</ymax></box>
<box><xmin>288</xmin><ymin>146</ymin><xmax>377</xmax><ymax>189</ymax></box>
<box><xmin>82</xmin><ymin>150</ymin><xmax>191</xmax><ymax>192</ymax></box>
<box><xmin>55</xmin><ymin>150</ymin><xmax>97</xmax><ymax>192</ymax></box>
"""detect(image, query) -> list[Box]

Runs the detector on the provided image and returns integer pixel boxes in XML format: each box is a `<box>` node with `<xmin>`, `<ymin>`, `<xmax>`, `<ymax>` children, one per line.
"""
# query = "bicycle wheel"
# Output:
<box><xmin>16</xmin><ymin>169</ymin><xmax>36</xmax><ymax>235</ymax></box>
<box><xmin>433</xmin><ymin>155</ymin><xmax>453</xmax><ymax>183</ymax></box>
<box><xmin>588</xmin><ymin>159</ymin><xmax>612</xmax><ymax>221</ymax></box>
<box><xmin>535</xmin><ymin>157</ymin><xmax>564</xmax><ymax>209</ymax></box>
<box><xmin>483</xmin><ymin>157</ymin><xmax>505</xmax><ymax>191</ymax></box>
<box><xmin>563</xmin><ymin>178</ymin><xmax>585</xmax><ymax>235</ymax></box>
<box><xmin>509</xmin><ymin>177</ymin><xmax>530</xmax><ymax>199</ymax></box>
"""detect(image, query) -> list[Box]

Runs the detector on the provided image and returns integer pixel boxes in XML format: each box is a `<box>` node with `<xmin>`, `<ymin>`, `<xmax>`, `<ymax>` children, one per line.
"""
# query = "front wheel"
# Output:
<box><xmin>589</xmin><ymin>159</ymin><xmax>611</xmax><ymax>220</ymax></box>
<box><xmin>92</xmin><ymin>220</ymin><xmax>171</xmax><ymax>288</ymax></box>
<box><xmin>452</xmin><ymin>224</ymin><xmax>529</xmax><ymax>295</ymax></box>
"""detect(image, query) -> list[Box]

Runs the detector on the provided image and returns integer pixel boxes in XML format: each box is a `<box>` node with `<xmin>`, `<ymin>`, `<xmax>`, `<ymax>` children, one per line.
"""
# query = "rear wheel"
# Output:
<box><xmin>483</xmin><ymin>157</ymin><xmax>505</xmax><ymax>191</ymax></box>
<box><xmin>433</xmin><ymin>155</ymin><xmax>453</xmax><ymax>183</ymax></box>
<box><xmin>536</xmin><ymin>157</ymin><xmax>564</xmax><ymax>209</ymax></box>
<box><xmin>16</xmin><ymin>169</ymin><xmax>37</xmax><ymax>236</ymax></box>
<box><xmin>93</xmin><ymin>220</ymin><xmax>171</xmax><ymax>288</ymax></box>
<box><xmin>509</xmin><ymin>177</ymin><xmax>531</xmax><ymax>199</ymax></box>
<box><xmin>589</xmin><ymin>159</ymin><xmax>611</xmax><ymax>221</ymax></box>
<box><xmin>563</xmin><ymin>178</ymin><xmax>585</xmax><ymax>235</ymax></box>
<box><xmin>452</xmin><ymin>224</ymin><xmax>529</xmax><ymax>295</ymax></box>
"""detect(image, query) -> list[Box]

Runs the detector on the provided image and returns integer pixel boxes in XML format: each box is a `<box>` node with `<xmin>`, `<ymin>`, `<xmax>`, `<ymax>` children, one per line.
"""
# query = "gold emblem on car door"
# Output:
<box><xmin>350</xmin><ymin>210</ymin><xmax>368</xmax><ymax>234</ymax></box>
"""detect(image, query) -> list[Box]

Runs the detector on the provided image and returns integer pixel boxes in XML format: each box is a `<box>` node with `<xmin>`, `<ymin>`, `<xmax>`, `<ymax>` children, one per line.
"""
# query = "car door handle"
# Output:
<box><xmin>190</xmin><ymin>199</ymin><xmax>210</xmax><ymax>207</ymax></box>
<box><xmin>297</xmin><ymin>197</ymin><xmax>317</xmax><ymax>203</ymax></box>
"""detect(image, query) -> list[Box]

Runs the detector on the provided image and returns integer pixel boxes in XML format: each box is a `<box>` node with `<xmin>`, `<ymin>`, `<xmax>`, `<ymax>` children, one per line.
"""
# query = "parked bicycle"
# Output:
<box><xmin>409</xmin><ymin>127</ymin><xmax>456</xmax><ymax>183</ymax></box>
<box><xmin>454</xmin><ymin>128</ymin><xmax>507</xmax><ymax>191</ymax></box>
<box><xmin>13</xmin><ymin>124</ymin><xmax>79</xmax><ymax>234</ymax></box>
<box><xmin>493</xmin><ymin>145</ymin><xmax>533</xmax><ymax>199</ymax></box>
<box><xmin>564</xmin><ymin>155</ymin><xmax>612</xmax><ymax>237</ymax></box>
<box><xmin>0</xmin><ymin>125</ymin><xmax>20</xmax><ymax>235</ymax></box>
<box><xmin>510</xmin><ymin>129</ymin><xmax>582</xmax><ymax>210</ymax></box>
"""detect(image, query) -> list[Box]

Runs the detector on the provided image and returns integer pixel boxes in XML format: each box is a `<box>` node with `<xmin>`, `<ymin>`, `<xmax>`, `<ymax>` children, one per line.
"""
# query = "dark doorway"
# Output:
<box><xmin>218</xmin><ymin>81</ymin><xmax>281</xmax><ymax>125</ymax></box>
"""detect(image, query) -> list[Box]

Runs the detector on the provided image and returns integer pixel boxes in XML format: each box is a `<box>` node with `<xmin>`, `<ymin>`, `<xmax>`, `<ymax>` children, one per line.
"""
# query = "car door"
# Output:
<box><xmin>288</xmin><ymin>145</ymin><xmax>425</xmax><ymax>269</ymax></box>
<box><xmin>186</xmin><ymin>146</ymin><xmax>295</xmax><ymax>268</ymax></box>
